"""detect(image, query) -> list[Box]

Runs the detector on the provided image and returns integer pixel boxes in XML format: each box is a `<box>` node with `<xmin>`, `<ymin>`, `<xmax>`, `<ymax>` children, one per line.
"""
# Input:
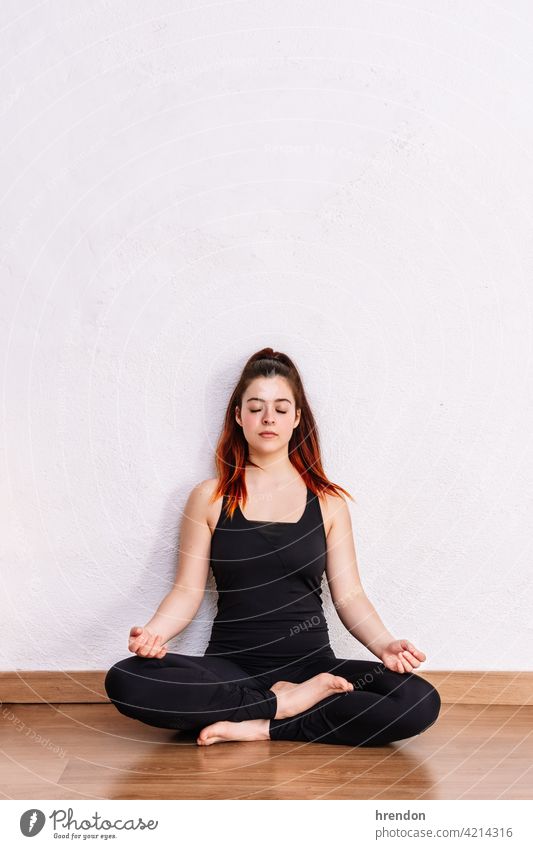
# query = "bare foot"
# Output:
<box><xmin>197</xmin><ymin>718</ymin><xmax>270</xmax><ymax>746</ymax></box>
<box><xmin>271</xmin><ymin>672</ymin><xmax>353</xmax><ymax>719</ymax></box>
<box><xmin>269</xmin><ymin>680</ymin><xmax>299</xmax><ymax>695</ymax></box>
<box><xmin>196</xmin><ymin>674</ymin><xmax>353</xmax><ymax>746</ymax></box>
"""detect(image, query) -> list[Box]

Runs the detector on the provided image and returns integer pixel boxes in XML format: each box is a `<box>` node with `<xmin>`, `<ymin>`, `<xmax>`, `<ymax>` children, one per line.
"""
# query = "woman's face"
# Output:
<box><xmin>236</xmin><ymin>376</ymin><xmax>301</xmax><ymax>452</ymax></box>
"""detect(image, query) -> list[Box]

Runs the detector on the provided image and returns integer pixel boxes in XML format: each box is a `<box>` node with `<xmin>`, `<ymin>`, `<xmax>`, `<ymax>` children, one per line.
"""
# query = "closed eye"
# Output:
<box><xmin>250</xmin><ymin>409</ymin><xmax>287</xmax><ymax>414</ymax></box>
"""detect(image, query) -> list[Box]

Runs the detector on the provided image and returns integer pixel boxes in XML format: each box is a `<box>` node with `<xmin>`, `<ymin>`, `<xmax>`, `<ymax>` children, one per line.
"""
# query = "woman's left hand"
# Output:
<box><xmin>379</xmin><ymin>639</ymin><xmax>426</xmax><ymax>673</ymax></box>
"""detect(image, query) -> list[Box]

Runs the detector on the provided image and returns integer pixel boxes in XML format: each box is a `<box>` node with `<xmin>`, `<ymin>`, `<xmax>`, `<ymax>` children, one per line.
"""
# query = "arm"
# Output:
<box><xmin>141</xmin><ymin>481</ymin><xmax>213</xmax><ymax>645</ymax></box>
<box><xmin>324</xmin><ymin>496</ymin><xmax>394</xmax><ymax>659</ymax></box>
<box><xmin>324</xmin><ymin>495</ymin><xmax>427</xmax><ymax>672</ymax></box>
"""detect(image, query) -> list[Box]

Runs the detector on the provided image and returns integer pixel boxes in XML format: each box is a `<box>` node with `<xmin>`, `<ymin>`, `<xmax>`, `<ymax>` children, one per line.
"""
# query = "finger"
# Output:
<box><xmin>401</xmin><ymin>650</ymin><xmax>420</xmax><ymax>668</ymax></box>
<box><xmin>149</xmin><ymin>633</ymin><xmax>163</xmax><ymax>657</ymax></box>
<box><xmin>137</xmin><ymin>634</ymin><xmax>154</xmax><ymax>656</ymax></box>
<box><xmin>147</xmin><ymin>634</ymin><xmax>163</xmax><ymax>657</ymax></box>
<box><xmin>130</xmin><ymin>629</ymin><xmax>144</xmax><ymax>646</ymax></box>
<box><xmin>145</xmin><ymin>634</ymin><xmax>161</xmax><ymax>656</ymax></box>
<box><xmin>155</xmin><ymin>646</ymin><xmax>167</xmax><ymax>658</ymax></box>
<box><xmin>129</xmin><ymin>636</ymin><xmax>142</xmax><ymax>652</ymax></box>
<box><xmin>131</xmin><ymin>633</ymin><xmax>148</xmax><ymax>653</ymax></box>
<box><xmin>399</xmin><ymin>653</ymin><xmax>413</xmax><ymax>672</ymax></box>
<box><xmin>405</xmin><ymin>642</ymin><xmax>426</xmax><ymax>661</ymax></box>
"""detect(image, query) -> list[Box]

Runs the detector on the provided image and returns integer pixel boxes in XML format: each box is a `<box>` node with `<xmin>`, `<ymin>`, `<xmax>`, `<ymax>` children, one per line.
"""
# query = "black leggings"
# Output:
<box><xmin>104</xmin><ymin>651</ymin><xmax>441</xmax><ymax>747</ymax></box>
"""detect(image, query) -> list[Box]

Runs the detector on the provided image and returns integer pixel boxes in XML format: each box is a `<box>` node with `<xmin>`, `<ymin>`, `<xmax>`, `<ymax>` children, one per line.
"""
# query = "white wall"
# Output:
<box><xmin>1</xmin><ymin>1</ymin><xmax>532</xmax><ymax>672</ymax></box>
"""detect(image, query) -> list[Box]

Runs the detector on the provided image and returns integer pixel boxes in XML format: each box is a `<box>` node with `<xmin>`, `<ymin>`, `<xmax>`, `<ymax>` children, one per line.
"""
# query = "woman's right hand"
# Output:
<box><xmin>128</xmin><ymin>625</ymin><xmax>168</xmax><ymax>659</ymax></box>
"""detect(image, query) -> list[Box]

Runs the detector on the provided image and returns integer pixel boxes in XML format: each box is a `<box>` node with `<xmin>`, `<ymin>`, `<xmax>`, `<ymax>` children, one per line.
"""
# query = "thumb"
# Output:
<box><xmin>130</xmin><ymin>625</ymin><xmax>143</xmax><ymax>635</ymax></box>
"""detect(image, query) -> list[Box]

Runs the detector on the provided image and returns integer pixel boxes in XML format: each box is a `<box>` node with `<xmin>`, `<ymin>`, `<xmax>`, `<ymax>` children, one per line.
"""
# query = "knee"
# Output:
<box><xmin>104</xmin><ymin>656</ymin><xmax>143</xmax><ymax>707</ymax></box>
<box><xmin>421</xmin><ymin>681</ymin><xmax>441</xmax><ymax>731</ymax></box>
<box><xmin>401</xmin><ymin>675</ymin><xmax>441</xmax><ymax>736</ymax></box>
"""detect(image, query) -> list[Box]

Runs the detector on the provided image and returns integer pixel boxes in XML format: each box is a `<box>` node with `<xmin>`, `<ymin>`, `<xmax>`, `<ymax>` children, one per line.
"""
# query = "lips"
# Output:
<box><xmin>259</xmin><ymin>432</ymin><xmax>278</xmax><ymax>437</ymax></box>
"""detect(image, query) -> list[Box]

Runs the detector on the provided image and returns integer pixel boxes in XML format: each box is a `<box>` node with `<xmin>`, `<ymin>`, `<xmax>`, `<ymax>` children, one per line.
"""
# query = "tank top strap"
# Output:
<box><xmin>303</xmin><ymin>486</ymin><xmax>326</xmax><ymax>538</ymax></box>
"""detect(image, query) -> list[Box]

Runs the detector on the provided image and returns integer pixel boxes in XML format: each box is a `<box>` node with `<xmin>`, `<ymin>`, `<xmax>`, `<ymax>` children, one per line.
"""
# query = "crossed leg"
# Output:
<box><xmin>197</xmin><ymin>655</ymin><xmax>441</xmax><ymax>747</ymax></box>
<box><xmin>104</xmin><ymin>653</ymin><xmax>279</xmax><ymax>730</ymax></box>
<box><xmin>268</xmin><ymin>655</ymin><xmax>442</xmax><ymax>746</ymax></box>
<box><xmin>104</xmin><ymin>652</ymin><xmax>353</xmax><ymax>737</ymax></box>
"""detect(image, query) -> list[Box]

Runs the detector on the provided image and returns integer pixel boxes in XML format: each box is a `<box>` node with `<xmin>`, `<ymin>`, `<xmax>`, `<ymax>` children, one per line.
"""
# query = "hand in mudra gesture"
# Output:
<box><xmin>128</xmin><ymin>625</ymin><xmax>167</xmax><ymax>659</ymax></box>
<box><xmin>380</xmin><ymin>639</ymin><xmax>426</xmax><ymax>673</ymax></box>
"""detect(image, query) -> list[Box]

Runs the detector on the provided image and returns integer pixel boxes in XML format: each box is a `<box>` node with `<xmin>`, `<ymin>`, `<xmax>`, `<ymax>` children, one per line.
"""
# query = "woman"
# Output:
<box><xmin>105</xmin><ymin>348</ymin><xmax>441</xmax><ymax>747</ymax></box>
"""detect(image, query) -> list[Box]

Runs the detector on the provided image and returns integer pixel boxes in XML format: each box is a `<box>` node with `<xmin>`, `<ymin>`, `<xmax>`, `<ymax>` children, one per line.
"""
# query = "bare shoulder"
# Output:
<box><xmin>189</xmin><ymin>477</ymin><xmax>223</xmax><ymax>534</ymax></box>
<box><xmin>317</xmin><ymin>489</ymin><xmax>351</xmax><ymax>538</ymax></box>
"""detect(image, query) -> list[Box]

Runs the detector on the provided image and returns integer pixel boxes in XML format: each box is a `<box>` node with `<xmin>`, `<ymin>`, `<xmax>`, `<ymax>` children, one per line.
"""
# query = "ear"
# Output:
<box><xmin>235</xmin><ymin>405</ymin><xmax>242</xmax><ymax>427</ymax></box>
<box><xmin>294</xmin><ymin>408</ymin><xmax>301</xmax><ymax>428</ymax></box>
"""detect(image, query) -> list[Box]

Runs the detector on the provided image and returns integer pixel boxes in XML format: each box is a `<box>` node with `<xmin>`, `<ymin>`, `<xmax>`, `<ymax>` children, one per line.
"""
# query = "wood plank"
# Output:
<box><xmin>0</xmin><ymin>703</ymin><xmax>531</xmax><ymax>799</ymax></box>
<box><xmin>2</xmin><ymin>669</ymin><xmax>533</xmax><ymax>705</ymax></box>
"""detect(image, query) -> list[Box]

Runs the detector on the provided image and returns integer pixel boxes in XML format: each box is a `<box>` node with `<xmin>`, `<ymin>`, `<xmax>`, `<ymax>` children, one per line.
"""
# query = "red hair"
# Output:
<box><xmin>212</xmin><ymin>347</ymin><xmax>355</xmax><ymax>520</ymax></box>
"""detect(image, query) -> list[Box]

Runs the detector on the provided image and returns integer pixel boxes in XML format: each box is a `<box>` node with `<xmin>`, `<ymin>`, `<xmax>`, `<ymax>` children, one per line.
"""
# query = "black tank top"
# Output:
<box><xmin>205</xmin><ymin>485</ymin><xmax>334</xmax><ymax>667</ymax></box>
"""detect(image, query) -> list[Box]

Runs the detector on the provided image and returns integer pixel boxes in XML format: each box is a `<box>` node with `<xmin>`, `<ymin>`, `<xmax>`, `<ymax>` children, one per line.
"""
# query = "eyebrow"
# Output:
<box><xmin>245</xmin><ymin>397</ymin><xmax>292</xmax><ymax>404</ymax></box>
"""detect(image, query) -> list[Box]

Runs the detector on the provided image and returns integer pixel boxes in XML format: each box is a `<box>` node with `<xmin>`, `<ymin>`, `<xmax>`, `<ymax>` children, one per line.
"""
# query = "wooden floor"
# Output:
<box><xmin>1</xmin><ymin>701</ymin><xmax>532</xmax><ymax>799</ymax></box>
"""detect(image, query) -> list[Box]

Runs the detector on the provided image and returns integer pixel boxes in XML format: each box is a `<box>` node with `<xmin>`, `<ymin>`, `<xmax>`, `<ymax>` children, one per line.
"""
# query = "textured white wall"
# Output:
<box><xmin>1</xmin><ymin>1</ymin><xmax>532</xmax><ymax>673</ymax></box>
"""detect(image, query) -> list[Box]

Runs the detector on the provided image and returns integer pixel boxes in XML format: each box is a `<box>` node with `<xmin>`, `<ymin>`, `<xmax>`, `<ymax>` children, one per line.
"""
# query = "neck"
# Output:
<box><xmin>246</xmin><ymin>449</ymin><xmax>298</xmax><ymax>485</ymax></box>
